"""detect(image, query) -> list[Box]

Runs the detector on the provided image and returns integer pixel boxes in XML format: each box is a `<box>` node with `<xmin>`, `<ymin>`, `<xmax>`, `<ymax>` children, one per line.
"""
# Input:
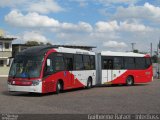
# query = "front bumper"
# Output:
<box><xmin>8</xmin><ymin>82</ymin><xmax>42</xmax><ymax>93</ymax></box>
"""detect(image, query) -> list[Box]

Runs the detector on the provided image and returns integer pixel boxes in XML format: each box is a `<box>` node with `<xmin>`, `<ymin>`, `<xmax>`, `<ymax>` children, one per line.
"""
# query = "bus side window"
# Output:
<box><xmin>64</xmin><ymin>54</ymin><xmax>73</xmax><ymax>71</ymax></box>
<box><xmin>44</xmin><ymin>58</ymin><xmax>54</xmax><ymax>77</ymax></box>
<box><xmin>107</xmin><ymin>59</ymin><xmax>113</xmax><ymax>69</ymax></box>
<box><xmin>103</xmin><ymin>59</ymin><xmax>108</xmax><ymax>69</ymax></box>
<box><xmin>124</xmin><ymin>57</ymin><xmax>135</xmax><ymax>69</ymax></box>
<box><xmin>90</xmin><ymin>56</ymin><xmax>95</xmax><ymax>70</ymax></box>
<box><xmin>83</xmin><ymin>55</ymin><xmax>91</xmax><ymax>70</ymax></box>
<box><xmin>74</xmin><ymin>55</ymin><xmax>84</xmax><ymax>70</ymax></box>
<box><xmin>43</xmin><ymin>53</ymin><xmax>55</xmax><ymax>77</ymax></box>
<box><xmin>135</xmin><ymin>57</ymin><xmax>146</xmax><ymax>69</ymax></box>
<box><xmin>145</xmin><ymin>58</ymin><xmax>152</xmax><ymax>68</ymax></box>
<box><xmin>55</xmin><ymin>56</ymin><xmax>65</xmax><ymax>71</ymax></box>
<box><xmin>102</xmin><ymin>57</ymin><xmax>113</xmax><ymax>69</ymax></box>
<box><xmin>114</xmin><ymin>57</ymin><xmax>124</xmax><ymax>69</ymax></box>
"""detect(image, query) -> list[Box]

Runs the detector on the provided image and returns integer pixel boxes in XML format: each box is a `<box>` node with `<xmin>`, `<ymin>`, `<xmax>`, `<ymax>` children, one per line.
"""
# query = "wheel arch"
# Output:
<box><xmin>127</xmin><ymin>75</ymin><xmax>134</xmax><ymax>81</ymax></box>
<box><xmin>88</xmin><ymin>76</ymin><xmax>93</xmax><ymax>84</ymax></box>
<box><xmin>126</xmin><ymin>75</ymin><xmax>135</xmax><ymax>85</ymax></box>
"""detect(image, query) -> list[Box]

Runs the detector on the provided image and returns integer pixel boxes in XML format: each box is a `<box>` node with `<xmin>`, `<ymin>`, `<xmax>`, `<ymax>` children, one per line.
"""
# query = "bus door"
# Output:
<box><xmin>102</xmin><ymin>57</ymin><xmax>114</xmax><ymax>83</ymax></box>
<box><xmin>106</xmin><ymin>58</ymin><xmax>114</xmax><ymax>82</ymax></box>
<box><xmin>112</xmin><ymin>57</ymin><xmax>124</xmax><ymax>82</ymax></box>
<box><xmin>64</xmin><ymin>54</ymin><xmax>74</xmax><ymax>88</ymax></box>
<box><xmin>72</xmin><ymin>54</ymin><xmax>84</xmax><ymax>86</ymax></box>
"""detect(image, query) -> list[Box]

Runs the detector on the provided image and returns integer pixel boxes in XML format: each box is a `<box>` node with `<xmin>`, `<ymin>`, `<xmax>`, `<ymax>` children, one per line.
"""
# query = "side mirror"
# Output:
<box><xmin>47</xmin><ymin>59</ymin><xmax>51</xmax><ymax>66</ymax></box>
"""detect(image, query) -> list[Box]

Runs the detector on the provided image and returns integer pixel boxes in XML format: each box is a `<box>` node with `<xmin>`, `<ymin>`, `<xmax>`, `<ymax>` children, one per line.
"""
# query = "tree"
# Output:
<box><xmin>133</xmin><ymin>49</ymin><xmax>139</xmax><ymax>53</ymax></box>
<box><xmin>25</xmin><ymin>41</ymin><xmax>39</xmax><ymax>46</ymax></box>
<box><xmin>152</xmin><ymin>55</ymin><xmax>158</xmax><ymax>63</ymax></box>
<box><xmin>25</xmin><ymin>41</ymin><xmax>52</xmax><ymax>46</ymax></box>
<box><xmin>152</xmin><ymin>51</ymin><xmax>158</xmax><ymax>63</ymax></box>
<box><xmin>46</xmin><ymin>42</ymin><xmax>52</xmax><ymax>45</ymax></box>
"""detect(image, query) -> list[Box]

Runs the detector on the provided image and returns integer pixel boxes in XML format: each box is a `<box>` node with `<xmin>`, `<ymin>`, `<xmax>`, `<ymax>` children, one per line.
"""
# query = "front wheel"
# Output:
<box><xmin>126</xmin><ymin>76</ymin><xmax>134</xmax><ymax>86</ymax></box>
<box><xmin>55</xmin><ymin>81</ymin><xmax>61</xmax><ymax>94</ymax></box>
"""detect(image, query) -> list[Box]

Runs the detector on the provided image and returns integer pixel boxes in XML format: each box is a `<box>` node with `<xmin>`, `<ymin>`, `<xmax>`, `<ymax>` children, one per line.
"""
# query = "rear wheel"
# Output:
<box><xmin>86</xmin><ymin>78</ymin><xmax>92</xmax><ymax>89</ymax></box>
<box><xmin>55</xmin><ymin>81</ymin><xmax>61</xmax><ymax>94</ymax></box>
<box><xmin>126</xmin><ymin>76</ymin><xmax>134</xmax><ymax>86</ymax></box>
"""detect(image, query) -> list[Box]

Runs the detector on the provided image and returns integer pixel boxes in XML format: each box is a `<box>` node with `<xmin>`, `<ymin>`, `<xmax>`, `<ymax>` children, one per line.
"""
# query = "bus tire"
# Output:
<box><xmin>55</xmin><ymin>81</ymin><xmax>61</xmax><ymax>94</ymax></box>
<box><xmin>126</xmin><ymin>76</ymin><xmax>134</xmax><ymax>86</ymax></box>
<box><xmin>86</xmin><ymin>77</ymin><xmax>92</xmax><ymax>89</ymax></box>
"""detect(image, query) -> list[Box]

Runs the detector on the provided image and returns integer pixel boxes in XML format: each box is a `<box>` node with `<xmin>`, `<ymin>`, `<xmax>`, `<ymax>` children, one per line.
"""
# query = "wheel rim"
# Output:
<box><xmin>58</xmin><ymin>83</ymin><xmax>61</xmax><ymax>91</ymax></box>
<box><xmin>88</xmin><ymin>80</ymin><xmax>91</xmax><ymax>88</ymax></box>
<box><xmin>88</xmin><ymin>81</ymin><xmax>91</xmax><ymax>87</ymax></box>
<box><xmin>127</xmin><ymin>77</ymin><xmax>133</xmax><ymax>85</ymax></box>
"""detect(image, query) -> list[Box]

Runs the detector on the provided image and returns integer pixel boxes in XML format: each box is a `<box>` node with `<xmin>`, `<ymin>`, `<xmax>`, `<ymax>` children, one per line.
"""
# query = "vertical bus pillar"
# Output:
<box><xmin>96</xmin><ymin>53</ymin><xmax>102</xmax><ymax>85</ymax></box>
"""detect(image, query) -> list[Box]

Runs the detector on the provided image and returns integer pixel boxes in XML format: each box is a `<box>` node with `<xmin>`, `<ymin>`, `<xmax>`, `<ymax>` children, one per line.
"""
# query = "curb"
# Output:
<box><xmin>0</xmin><ymin>75</ymin><xmax>8</xmax><ymax>77</ymax></box>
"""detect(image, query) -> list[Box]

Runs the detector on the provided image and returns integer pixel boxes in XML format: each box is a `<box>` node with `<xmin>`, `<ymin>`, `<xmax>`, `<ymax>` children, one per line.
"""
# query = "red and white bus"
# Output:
<box><xmin>8</xmin><ymin>46</ymin><xmax>96</xmax><ymax>93</ymax></box>
<box><xmin>96</xmin><ymin>51</ymin><xmax>153</xmax><ymax>86</ymax></box>
<box><xmin>8</xmin><ymin>46</ymin><xmax>153</xmax><ymax>93</ymax></box>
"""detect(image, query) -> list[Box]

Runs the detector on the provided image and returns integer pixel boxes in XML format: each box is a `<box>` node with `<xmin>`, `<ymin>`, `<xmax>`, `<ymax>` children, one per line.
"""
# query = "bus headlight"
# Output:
<box><xmin>32</xmin><ymin>79</ymin><xmax>41</xmax><ymax>86</ymax></box>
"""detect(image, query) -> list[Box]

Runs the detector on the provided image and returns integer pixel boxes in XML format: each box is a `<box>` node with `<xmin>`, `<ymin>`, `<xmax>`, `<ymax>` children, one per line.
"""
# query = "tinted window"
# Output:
<box><xmin>74</xmin><ymin>55</ymin><xmax>84</xmax><ymax>70</ymax></box>
<box><xmin>46</xmin><ymin>58</ymin><xmax>54</xmax><ymax>72</ymax></box>
<box><xmin>124</xmin><ymin>57</ymin><xmax>135</xmax><ymax>69</ymax></box>
<box><xmin>64</xmin><ymin>54</ymin><xmax>73</xmax><ymax>70</ymax></box>
<box><xmin>90</xmin><ymin>56</ymin><xmax>95</xmax><ymax>70</ymax></box>
<box><xmin>9</xmin><ymin>55</ymin><xmax>43</xmax><ymax>78</ymax></box>
<box><xmin>114</xmin><ymin>57</ymin><xmax>124</xmax><ymax>69</ymax></box>
<box><xmin>102</xmin><ymin>56</ymin><xmax>152</xmax><ymax>70</ymax></box>
<box><xmin>145</xmin><ymin>58</ymin><xmax>152</xmax><ymax>68</ymax></box>
<box><xmin>102</xmin><ymin>56</ymin><xmax>113</xmax><ymax>69</ymax></box>
<box><xmin>55</xmin><ymin>56</ymin><xmax>65</xmax><ymax>71</ymax></box>
<box><xmin>83</xmin><ymin>55</ymin><xmax>91</xmax><ymax>70</ymax></box>
<box><xmin>135</xmin><ymin>57</ymin><xmax>146</xmax><ymax>69</ymax></box>
<box><xmin>44</xmin><ymin>53</ymin><xmax>65</xmax><ymax>77</ymax></box>
<box><xmin>43</xmin><ymin>53</ymin><xmax>54</xmax><ymax>77</ymax></box>
<box><xmin>102</xmin><ymin>59</ymin><xmax>107</xmax><ymax>69</ymax></box>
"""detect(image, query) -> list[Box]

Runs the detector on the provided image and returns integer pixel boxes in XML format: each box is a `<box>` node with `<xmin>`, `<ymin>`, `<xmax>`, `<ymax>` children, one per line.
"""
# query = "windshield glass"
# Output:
<box><xmin>9</xmin><ymin>55</ymin><xmax>43</xmax><ymax>78</ymax></box>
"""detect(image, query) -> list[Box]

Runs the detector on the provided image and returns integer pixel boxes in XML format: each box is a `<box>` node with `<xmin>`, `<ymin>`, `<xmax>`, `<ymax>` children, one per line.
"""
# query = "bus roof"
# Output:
<box><xmin>17</xmin><ymin>46</ymin><xmax>58</xmax><ymax>56</ymax></box>
<box><xmin>17</xmin><ymin>45</ymin><xmax>95</xmax><ymax>56</ymax></box>
<box><xmin>56</xmin><ymin>47</ymin><xmax>95</xmax><ymax>55</ymax></box>
<box><xmin>101</xmin><ymin>51</ymin><xmax>149</xmax><ymax>57</ymax></box>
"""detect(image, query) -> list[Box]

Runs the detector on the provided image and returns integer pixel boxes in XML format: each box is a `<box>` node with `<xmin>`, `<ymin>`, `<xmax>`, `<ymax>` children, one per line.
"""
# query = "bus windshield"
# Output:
<box><xmin>9</xmin><ymin>55</ymin><xmax>43</xmax><ymax>78</ymax></box>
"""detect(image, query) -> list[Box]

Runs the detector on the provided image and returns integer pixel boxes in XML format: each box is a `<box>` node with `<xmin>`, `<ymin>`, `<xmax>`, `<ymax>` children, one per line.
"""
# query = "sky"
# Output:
<box><xmin>0</xmin><ymin>0</ymin><xmax>160</xmax><ymax>53</ymax></box>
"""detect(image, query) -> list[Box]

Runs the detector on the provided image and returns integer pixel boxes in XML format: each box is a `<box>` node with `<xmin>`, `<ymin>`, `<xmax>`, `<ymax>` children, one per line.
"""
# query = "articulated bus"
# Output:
<box><xmin>8</xmin><ymin>46</ymin><xmax>153</xmax><ymax>94</ymax></box>
<box><xmin>96</xmin><ymin>51</ymin><xmax>153</xmax><ymax>86</ymax></box>
<box><xmin>8</xmin><ymin>46</ymin><xmax>96</xmax><ymax>93</ymax></box>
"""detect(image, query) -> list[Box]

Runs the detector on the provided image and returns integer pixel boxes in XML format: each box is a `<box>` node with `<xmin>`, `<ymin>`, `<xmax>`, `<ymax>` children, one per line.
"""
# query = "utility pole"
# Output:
<box><xmin>150</xmin><ymin>43</ymin><xmax>152</xmax><ymax>57</ymax></box>
<box><xmin>157</xmin><ymin>40</ymin><xmax>160</xmax><ymax>79</ymax></box>
<box><xmin>131</xmin><ymin>43</ymin><xmax>136</xmax><ymax>52</ymax></box>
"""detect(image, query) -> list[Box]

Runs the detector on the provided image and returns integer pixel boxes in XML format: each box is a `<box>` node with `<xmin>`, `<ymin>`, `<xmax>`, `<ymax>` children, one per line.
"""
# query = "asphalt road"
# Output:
<box><xmin>0</xmin><ymin>77</ymin><xmax>160</xmax><ymax>114</ymax></box>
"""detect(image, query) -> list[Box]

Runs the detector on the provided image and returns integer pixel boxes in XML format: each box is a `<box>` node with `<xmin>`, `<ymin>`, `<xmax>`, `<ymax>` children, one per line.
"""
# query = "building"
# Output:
<box><xmin>0</xmin><ymin>36</ymin><xmax>15</xmax><ymax>67</ymax></box>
